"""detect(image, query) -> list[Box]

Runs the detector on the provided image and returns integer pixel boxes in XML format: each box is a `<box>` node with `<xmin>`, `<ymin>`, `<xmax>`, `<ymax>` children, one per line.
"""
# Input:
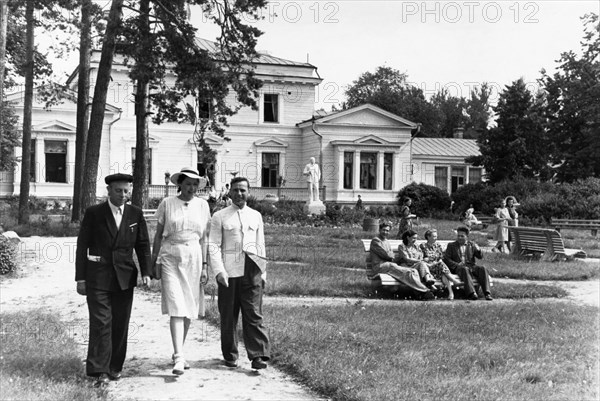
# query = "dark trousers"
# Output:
<box><xmin>86</xmin><ymin>287</ymin><xmax>134</xmax><ymax>376</ymax></box>
<box><xmin>217</xmin><ymin>257</ymin><xmax>270</xmax><ymax>362</ymax></box>
<box><xmin>454</xmin><ymin>264</ymin><xmax>492</xmax><ymax>296</ymax></box>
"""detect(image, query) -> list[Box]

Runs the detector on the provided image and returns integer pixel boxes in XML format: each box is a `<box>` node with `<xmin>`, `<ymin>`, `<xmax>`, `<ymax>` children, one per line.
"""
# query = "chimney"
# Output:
<box><xmin>453</xmin><ymin>127</ymin><xmax>464</xmax><ymax>139</ymax></box>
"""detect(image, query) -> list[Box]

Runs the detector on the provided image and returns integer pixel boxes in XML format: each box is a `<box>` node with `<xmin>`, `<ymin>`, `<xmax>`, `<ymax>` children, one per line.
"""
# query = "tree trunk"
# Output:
<box><xmin>80</xmin><ymin>0</ymin><xmax>123</xmax><ymax>212</ymax></box>
<box><xmin>131</xmin><ymin>0</ymin><xmax>150</xmax><ymax>208</ymax></box>
<box><xmin>18</xmin><ymin>0</ymin><xmax>34</xmax><ymax>224</ymax></box>
<box><xmin>71</xmin><ymin>0</ymin><xmax>92</xmax><ymax>222</ymax></box>
<box><xmin>132</xmin><ymin>81</ymin><xmax>150</xmax><ymax>207</ymax></box>
<box><xmin>0</xmin><ymin>0</ymin><xmax>8</xmax><ymax>155</ymax></box>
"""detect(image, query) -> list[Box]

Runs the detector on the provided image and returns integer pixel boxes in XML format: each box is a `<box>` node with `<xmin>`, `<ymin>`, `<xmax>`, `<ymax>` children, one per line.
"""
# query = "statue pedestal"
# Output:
<box><xmin>304</xmin><ymin>200</ymin><xmax>325</xmax><ymax>215</ymax></box>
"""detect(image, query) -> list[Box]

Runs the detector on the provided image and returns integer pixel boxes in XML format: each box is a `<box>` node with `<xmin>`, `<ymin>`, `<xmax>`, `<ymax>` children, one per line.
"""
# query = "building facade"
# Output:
<box><xmin>1</xmin><ymin>41</ymin><xmax>483</xmax><ymax>202</ymax></box>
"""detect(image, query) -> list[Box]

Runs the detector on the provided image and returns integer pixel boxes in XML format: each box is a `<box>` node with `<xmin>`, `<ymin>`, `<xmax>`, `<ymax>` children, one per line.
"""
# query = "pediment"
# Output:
<box><xmin>187</xmin><ymin>134</ymin><xmax>224</xmax><ymax>146</ymax></box>
<box><xmin>254</xmin><ymin>138</ymin><xmax>288</xmax><ymax>148</ymax></box>
<box><xmin>308</xmin><ymin>104</ymin><xmax>417</xmax><ymax>128</ymax></box>
<box><xmin>33</xmin><ymin>120</ymin><xmax>76</xmax><ymax>132</ymax></box>
<box><xmin>354</xmin><ymin>135</ymin><xmax>389</xmax><ymax>145</ymax></box>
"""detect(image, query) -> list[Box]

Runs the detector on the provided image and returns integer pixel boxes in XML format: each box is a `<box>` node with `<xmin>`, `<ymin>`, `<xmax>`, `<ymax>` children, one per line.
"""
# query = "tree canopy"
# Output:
<box><xmin>540</xmin><ymin>13</ymin><xmax>600</xmax><ymax>182</ymax></box>
<box><xmin>343</xmin><ymin>65</ymin><xmax>491</xmax><ymax>138</ymax></box>
<box><xmin>467</xmin><ymin>78</ymin><xmax>550</xmax><ymax>183</ymax></box>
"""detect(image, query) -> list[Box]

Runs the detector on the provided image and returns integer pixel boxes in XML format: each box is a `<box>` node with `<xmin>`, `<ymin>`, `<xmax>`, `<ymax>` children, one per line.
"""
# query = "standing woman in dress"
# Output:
<box><xmin>151</xmin><ymin>167</ymin><xmax>211</xmax><ymax>375</ymax></box>
<box><xmin>493</xmin><ymin>199</ymin><xmax>511</xmax><ymax>253</ymax></box>
<box><xmin>396</xmin><ymin>197</ymin><xmax>417</xmax><ymax>239</ymax></box>
<box><xmin>505</xmin><ymin>196</ymin><xmax>519</xmax><ymax>252</ymax></box>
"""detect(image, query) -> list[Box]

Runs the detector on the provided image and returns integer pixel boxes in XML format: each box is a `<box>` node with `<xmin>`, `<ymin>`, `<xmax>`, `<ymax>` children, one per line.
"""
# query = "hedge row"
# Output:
<box><xmin>452</xmin><ymin>177</ymin><xmax>600</xmax><ymax>223</ymax></box>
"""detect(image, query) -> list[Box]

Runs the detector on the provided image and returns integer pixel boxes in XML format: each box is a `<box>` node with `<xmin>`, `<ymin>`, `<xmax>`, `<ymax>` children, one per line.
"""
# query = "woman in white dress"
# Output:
<box><xmin>493</xmin><ymin>199</ymin><xmax>511</xmax><ymax>253</ymax></box>
<box><xmin>151</xmin><ymin>167</ymin><xmax>210</xmax><ymax>375</ymax></box>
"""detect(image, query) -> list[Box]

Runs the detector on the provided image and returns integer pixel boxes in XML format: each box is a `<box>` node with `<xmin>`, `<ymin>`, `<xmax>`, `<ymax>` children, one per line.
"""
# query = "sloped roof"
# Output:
<box><xmin>412</xmin><ymin>138</ymin><xmax>481</xmax><ymax>157</ymax></box>
<box><xmin>195</xmin><ymin>38</ymin><xmax>315</xmax><ymax>68</ymax></box>
<box><xmin>297</xmin><ymin>103</ymin><xmax>417</xmax><ymax>128</ymax></box>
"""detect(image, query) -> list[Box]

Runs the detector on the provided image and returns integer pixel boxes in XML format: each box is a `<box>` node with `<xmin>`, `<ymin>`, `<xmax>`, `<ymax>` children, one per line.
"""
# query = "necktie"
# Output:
<box><xmin>115</xmin><ymin>206</ymin><xmax>122</xmax><ymax>229</ymax></box>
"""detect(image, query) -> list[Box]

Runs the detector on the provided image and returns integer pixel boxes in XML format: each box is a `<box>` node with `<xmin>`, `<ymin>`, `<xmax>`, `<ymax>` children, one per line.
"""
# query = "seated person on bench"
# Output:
<box><xmin>462</xmin><ymin>207</ymin><xmax>483</xmax><ymax>229</ymax></box>
<box><xmin>369</xmin><ymin>221</ymin><xmax>433</xmax><ymax>298</ymax></box>
<box><xmin>396</xmin><ymin>229</ymin><xmax>437</xmax><ymax>289</ymax></box>
<box><xmin>443</xmin><ymin>226</ymin><xmax>493</xmax><ymax>301</ymax></box>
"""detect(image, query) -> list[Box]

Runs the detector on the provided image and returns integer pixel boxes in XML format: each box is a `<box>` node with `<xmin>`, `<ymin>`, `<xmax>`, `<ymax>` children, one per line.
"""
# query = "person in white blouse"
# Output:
<box><xmin>151</xmin><ymin>167</ymin><xmax>210</xmax><ymax>375</ymax></box>
<box><xmin>209</xmin><ymin>176</ymin><xmax>270</xmax><ymax>370</ymax></box>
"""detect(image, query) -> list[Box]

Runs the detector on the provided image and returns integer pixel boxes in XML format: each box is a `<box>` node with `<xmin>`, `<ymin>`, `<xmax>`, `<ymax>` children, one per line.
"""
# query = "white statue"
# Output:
<box><xmin>303</xmin><ymin>157</ymin><xmax>321</xmax><ymax>202</ymax></box>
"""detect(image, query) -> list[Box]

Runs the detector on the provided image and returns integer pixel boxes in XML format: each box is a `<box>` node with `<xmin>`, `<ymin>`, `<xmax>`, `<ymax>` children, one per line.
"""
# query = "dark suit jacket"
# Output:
<box><xmin>443</xmin><ymin>240</ymin><xmax>483</xmax><ymax>271</ymax></box>
<box><xmin>75</xmin><ymin>202</ymin><xmax>152</xmax><ymax>291</ymax></box>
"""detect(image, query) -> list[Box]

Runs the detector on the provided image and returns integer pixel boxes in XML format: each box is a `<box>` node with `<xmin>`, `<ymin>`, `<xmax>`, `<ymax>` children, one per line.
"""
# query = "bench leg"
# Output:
<box><xmin>592</xmin><ymin>229</ymin><xmax>597</xmax><ymax>237</ymax></box>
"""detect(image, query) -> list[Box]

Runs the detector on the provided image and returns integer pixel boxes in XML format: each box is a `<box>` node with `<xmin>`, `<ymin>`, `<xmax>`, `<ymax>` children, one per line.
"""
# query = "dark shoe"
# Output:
<box><xmin>224</xmin><ymin>359</ymin><xmax>238</xmax><ymax>368</ymax></box>
<box><xmin>95</xmin><ymin>373</ymin><xmax>110</xmax><ymax>387</ymax></box>
<box><xmin>469</xmin><ymin>292</ymin><xmax>478</xmax><ymax>300</ymax></box>
<box><xmin>485</xmin><ymin>293</ymin><xmax>493</xmax><ymax>301</ymax></box>
<box><xmin>108</xmin><ymin>371</ymin><xmax>122</xmax><ymax>381</ymax></box>
<box><xmin>251</xmin><ymin>357</ymin><xmax>267</xmax><ymax>370</ymax></box>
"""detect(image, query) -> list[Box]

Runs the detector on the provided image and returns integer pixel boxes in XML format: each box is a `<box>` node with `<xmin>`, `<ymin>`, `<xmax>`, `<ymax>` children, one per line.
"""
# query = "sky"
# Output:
<box><xmin>189</xmin><ymin>0</ymin><xmax>598</xmax><ymax>109</ymax></box>
<box><xmin>45</xmin><ymin>0</ymin><xmax>598</xmax><ymax>111</ymax></box>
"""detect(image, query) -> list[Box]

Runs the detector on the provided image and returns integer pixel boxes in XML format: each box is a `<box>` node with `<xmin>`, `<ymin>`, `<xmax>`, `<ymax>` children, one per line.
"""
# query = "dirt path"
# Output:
<box><xmin>0</xmin><ymin>237</ymin><xmax>320</xmax><ymax>400</ymax></box>
<box><xmin>1</xmin><ymin>237</ymin><xmax>598</xmax><ymax>400</ymax></box>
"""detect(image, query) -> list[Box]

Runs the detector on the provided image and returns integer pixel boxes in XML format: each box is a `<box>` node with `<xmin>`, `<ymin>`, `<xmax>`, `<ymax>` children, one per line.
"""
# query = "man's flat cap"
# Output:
<box><xmin>105</xmin><ymin>173</ymin><xmax>134</xmax><ymax>184</ymax></box>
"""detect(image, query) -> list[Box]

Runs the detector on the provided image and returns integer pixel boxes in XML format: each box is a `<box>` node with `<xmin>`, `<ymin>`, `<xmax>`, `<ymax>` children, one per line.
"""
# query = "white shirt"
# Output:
<box><xmin>209</xmin><ymin>204</ymin><xmax>266</xmax><ymax>280</ymax></box>
<box><xmin>108</xmin><ymin>200</ymin><xmax>123</xmax><ymax>229</ymax></box>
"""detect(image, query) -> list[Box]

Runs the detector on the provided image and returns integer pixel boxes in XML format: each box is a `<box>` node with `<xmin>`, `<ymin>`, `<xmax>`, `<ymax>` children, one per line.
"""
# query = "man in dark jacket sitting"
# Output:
<box><xmin>443</xmin><ymin>226</ymin><xmax>493</xmax><ymax>301</ymax></box>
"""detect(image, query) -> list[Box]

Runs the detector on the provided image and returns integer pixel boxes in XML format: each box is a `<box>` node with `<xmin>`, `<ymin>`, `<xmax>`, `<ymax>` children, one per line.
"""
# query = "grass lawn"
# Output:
<box><xmin>265</xmin><ymin>261</ymin><xmax>569</xmax><ymax>300</ymax></box>
<box><xmin>0</xmin><ymin>310</ymin><xmax>106</xmax><ymax>401</ymax></box>
<box><xmin>264</xmin><ymin>222</ymin><xmax>599</xmax><ymax>285</ymax></box>
<box><xmin>256</xmin><ymin>301</ymin><xmax>599</xmax><ymax>401</ymax></box>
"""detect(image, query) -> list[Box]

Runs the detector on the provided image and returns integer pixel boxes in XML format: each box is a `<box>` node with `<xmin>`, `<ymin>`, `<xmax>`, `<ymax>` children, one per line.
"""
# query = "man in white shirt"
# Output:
<box><xmin>209</xmin><ymin>177</ymin><xmax>270</xmax><ymax>369</ymax></box>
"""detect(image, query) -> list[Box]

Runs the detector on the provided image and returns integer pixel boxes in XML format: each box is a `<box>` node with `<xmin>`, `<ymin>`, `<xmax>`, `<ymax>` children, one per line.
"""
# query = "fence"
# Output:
<box><xmin>147</xmin><ymin>185</ymin><xmax>327</xmax><ymax>202</ymax></box>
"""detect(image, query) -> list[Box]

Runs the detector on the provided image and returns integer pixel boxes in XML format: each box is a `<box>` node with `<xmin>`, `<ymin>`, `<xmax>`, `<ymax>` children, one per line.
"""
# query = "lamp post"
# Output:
<box><xmin>164</xmin><ymin>171</ymin><xmax>170</xmax><ymax>198</ymax></box>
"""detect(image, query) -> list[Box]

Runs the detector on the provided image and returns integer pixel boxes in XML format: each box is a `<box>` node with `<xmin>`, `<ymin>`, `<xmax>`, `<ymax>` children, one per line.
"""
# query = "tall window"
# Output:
<box><xmin>45</xmin><ymin>140</ymin><xmax>67</xmax><ymax>183</ymax></box>
<box><xmin>360</xmin><ymin>152</ymin><xmax>377</xmax><ymax>190</ymax></box>
<box><xmin>383</xmin><ymin>153</ymin><xmax>393</xmax><ymax>190</ymax></box>
<box><xmin>30</xmin><ymin>139</ymin><xmax>36</xmax><ymax>182</ymax></box>
<box><xmin>435</xmin><ymin>167</ymin><xmax>448</xmax><ymax>191</ymax></box>
<box><xmin>451</xmin><ymin>166</ymin><xmax>465</xmax><ymax>193</ymax></box>
<box><xmin>263</xmin><ymin>94</ymin><xmax>279</xmax><ymax>123</ymax></box>
<box><xmin>261</xmin><ymin>153</ymin><xmax>279</xmax><ymax>187</ymax></box>
<box><xmin>343</xmin><ymin>152</ymin><xmax>353</xmax><ymax>189</ymax></box>
<box><xmin>468</xmin><ymin>167</ymin><xmax>482</xmax><ymax>183</ymax></box>
<box><xmin>131</xmin><ymin>148</ymin><xmax>152</xmax><ymax>184</ymax></box>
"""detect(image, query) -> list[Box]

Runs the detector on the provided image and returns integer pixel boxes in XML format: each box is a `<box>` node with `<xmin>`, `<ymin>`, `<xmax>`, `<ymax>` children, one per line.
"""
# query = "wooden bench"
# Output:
<box><xmin>551</xmin><ymin>218</ymin><xmax>600</xmax><ymax>237</ymax></box>
<box><xmin>508</xmin><ymin>226</ymin><xmax>587</xmax><ymax>261</ymax></box>
<box><xmin>361</xmin><ymin>239</ymin><xmax>487</xmax><ymax>294</ymax></box>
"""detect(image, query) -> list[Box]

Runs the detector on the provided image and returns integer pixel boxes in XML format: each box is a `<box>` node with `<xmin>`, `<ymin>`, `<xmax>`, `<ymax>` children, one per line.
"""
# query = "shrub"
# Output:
<box><xmin>452</xmin><ymin>177</ymin><xmax>600</xmax><ymax>222</ymax></box>
<box><xmin>0</xmin><ymin>235</ymin><xmax>18</xmax><ymax>275</ymax></box>
<box><xmin>396</xmin><ymin>182</ymin><xmax>452</xmax><ymax>217</ymax></box>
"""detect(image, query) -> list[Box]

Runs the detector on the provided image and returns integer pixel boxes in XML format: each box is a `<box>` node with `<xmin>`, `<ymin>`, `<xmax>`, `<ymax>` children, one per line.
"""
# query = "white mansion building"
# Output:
<box><xmin>2</xmin><ymin>39</ymin><xmax>483</xmax><ymax>203</ymax></box>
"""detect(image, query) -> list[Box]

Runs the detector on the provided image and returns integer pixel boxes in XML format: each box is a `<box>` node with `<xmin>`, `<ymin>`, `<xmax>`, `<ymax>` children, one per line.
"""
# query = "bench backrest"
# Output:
<box><xmin>551</xmin><ymin>218</ymin><xmax>600</xmax><ymax>227</ymax></box>
<box><xmin>508</xmin><ymin>226</ymin><xmax>566</xmax><ymax>256</ymax></box>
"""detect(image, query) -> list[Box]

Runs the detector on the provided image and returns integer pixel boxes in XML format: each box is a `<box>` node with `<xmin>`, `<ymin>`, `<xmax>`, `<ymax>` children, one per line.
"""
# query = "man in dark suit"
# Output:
<box><xmin>75</xmin><ymin>173</ymin><xmax>152</xmax><ymax>386</ymax></box>
<box><xmin>443</xmin><ymin>226</ymin><xmax>493</xmax><ymax>301</ymax></box>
